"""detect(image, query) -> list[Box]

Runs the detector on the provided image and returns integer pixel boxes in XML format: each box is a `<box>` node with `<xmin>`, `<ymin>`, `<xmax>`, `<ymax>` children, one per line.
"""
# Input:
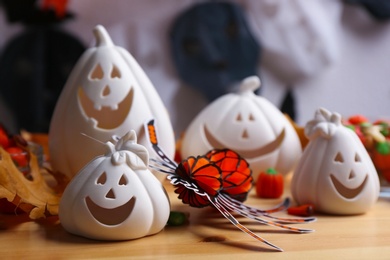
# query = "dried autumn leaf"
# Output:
<box><xmin>0</xmin><ymin>147</ymin><xmax>69</xmax><ymax>219</ymax></box>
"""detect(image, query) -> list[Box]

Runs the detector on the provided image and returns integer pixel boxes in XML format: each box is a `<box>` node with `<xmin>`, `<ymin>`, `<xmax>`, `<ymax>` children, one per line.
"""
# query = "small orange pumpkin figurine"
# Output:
<box><xmin>256</xmin><ymin>168</ymin><xmax>284</xmax><ymax>199</ymax></box>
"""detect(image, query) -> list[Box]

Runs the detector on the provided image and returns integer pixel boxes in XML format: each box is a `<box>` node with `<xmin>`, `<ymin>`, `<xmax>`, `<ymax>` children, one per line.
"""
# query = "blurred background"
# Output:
<box><xmin>0</xmin><ymin>0</ymin><xmax>389</xmax><ymax>138</ymax></box>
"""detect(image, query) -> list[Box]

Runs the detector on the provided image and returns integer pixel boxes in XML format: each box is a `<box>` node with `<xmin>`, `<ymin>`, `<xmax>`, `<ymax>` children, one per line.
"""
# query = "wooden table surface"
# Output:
<box><xmin>1</xmin><ymin>177</ymin><xmax>390</xmax><ymax>260</ymax></box>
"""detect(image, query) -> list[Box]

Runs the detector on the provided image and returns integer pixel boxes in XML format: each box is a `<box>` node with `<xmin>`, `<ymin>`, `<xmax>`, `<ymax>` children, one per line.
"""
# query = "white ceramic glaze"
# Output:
<box><xmin>180</xmin><ymin>76</ymin><xmax>302</xmax><ymax>180</ymax></box>
<box><xmin>59</xmin><ymin>131</ymin><xmax>170</xmax><ymax>240</ymax></box>
<box><xmin>49</xmin><ymin>25</ymin><xmax>175</xmax><ymax>180</ymax></box>
<box><xmin>291</xmin><ymin>108</ymin><xmax>380</xmax><ymax>215</ymax></box>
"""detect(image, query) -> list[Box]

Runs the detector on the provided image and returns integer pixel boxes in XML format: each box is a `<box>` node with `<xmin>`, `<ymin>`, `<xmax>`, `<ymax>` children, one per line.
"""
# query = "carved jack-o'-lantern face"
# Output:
<box><xmin>59</xmin><ymin>131</ymin><xmax>170</xmax><ymax>240</ymax></box>
<box><xmin>320</xmin><ymin>133</ymin><xmax>371</xmax><ymax>203</ymax></box>
<box><xmin>291</xmin><ymin>108</ymin><xmax>380</xmax><ymax>215</ymax></box>
<box><xmin>203</xmin><ymin>103</ymin><xmax>286</xmax><ymax>159</ymax></box>
<box><xmin>181</xmin><ymin>76</ymin><xmax>302</xmax><ymax>179</ymax></box>
<box><xmin>78</xmin><ymin>57</ymin><xmax>134</xmax><ymax>130</ymax></box>
<box><xmin>329</xmin><ymin>151</ymin><xmax>368</xmax><ymax>200</ymax></box>
<box><xmin>77</xmin><ymin>158</ymin><xmax>150</xmax><ymax>232</ymax></box>
<box><xmin>85</xmin><ymin>169</ymin><xmax>136</xmax><ymax>226</ymax></box>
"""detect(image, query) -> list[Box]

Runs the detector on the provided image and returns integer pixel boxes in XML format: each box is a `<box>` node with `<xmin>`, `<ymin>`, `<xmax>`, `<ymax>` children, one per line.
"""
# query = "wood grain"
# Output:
<box><xmin>1</xmin><ymin>178</ymin><xmax>390</xmax><ymax>259</ymax></box>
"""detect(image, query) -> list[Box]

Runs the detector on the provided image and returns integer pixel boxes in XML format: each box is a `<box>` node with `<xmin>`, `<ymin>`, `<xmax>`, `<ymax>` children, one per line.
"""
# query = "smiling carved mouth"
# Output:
<box><xmin>204</xmin><ymin>124</ymin><xmax>285</xmax><ymax>159</ymax></box>
<box><xmin>330</xmin><ymin>174</ymin><xmax>368</xmax><ymax>199</ymax></box>
<box><xmin>85</xmin><ymin>196</ymin><xmax>136</xmax><ymax>225</ymax></box>
<box><xmin>78</xmin><ymin>87</ymin><xmax>134</xmax><ymax>130</ymax></box>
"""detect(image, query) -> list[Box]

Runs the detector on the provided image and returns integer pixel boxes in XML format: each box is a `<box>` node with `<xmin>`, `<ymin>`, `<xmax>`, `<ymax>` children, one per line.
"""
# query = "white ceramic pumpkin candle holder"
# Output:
<box><xmin>291</xmin><ymin>108</ymin><xmax>380</xmax><ymax>215</ymax></box>
<box><xmin>180</xmin><ymin>76</ymin><xmax>302</xmax><ymax>180</ymax></box>
<box><xmin>49</xmin><ymin>25</ymin><xmax>175</xmax><ymax>180</ymax></box>
<box><xmin>59</xmin><ymin>130</ymin><xmax>170</xmax><ymax>240</ymax></box>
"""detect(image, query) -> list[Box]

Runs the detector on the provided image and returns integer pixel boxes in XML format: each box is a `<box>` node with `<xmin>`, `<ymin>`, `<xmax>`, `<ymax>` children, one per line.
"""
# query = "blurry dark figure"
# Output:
<box><xmin>170</xmin><ymin>1</ymin><xmax>261</xmax><ymax>101</ymax></box>
<box><xmin>345</xmin><ymin>0</ymin><xmax>390</xmax><ymax>21</ymax></box>
<box><xmin>0</xmin><ymin>0</ymin><xmax>85</xmax><ymax>132</ymax></box>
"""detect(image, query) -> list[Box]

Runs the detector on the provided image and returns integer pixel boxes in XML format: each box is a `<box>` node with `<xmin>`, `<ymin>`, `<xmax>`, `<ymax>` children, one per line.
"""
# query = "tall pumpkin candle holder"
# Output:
<box><xmin>49</xmin><ymin>25</ymin><xmax>175</xmax><ymax>181</ymax></box>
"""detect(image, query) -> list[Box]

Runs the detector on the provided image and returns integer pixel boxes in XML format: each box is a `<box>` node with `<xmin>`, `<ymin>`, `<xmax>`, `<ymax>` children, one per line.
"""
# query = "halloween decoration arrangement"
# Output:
<box><xmin>49</xmin><ymin>25</ymin><xmax>175</xmax><ymax>180</ymax></box>
<box><xmin>0</xmin><ymin>0</ymin><xmax>85</xmax><ymax>132</ymax></box>
<box><xmin>170</xmin><ymin>1</ymin><xmax>260</xmax><ymax>101</ymax></box>
<box><xmin>180</xmin><ymin>76</ymin><xmax>302</xmax><ymax>180</ymax></box>
<box><xmin>59</xmin><ymin>130</ymin><xmax>170</xmax><ymax>240</ymax></box>
<box><xmin>344</xmin><ymin>115</ymin><xmax>390</xmax><ymax>183</ymax></box>
<box><xmin>0</xmin><ymin>125</ymin><xmax>68</xmax><ymax>219</ymax></box>
<box><xmin>146</xmin><ymin>119</ymin><xmax>315</xmax><ymax>252</ymax></box>
<box><xmin>291</xmin><ymin>108</ymin><xmax>380</xmax><ymax>215</ymax></box>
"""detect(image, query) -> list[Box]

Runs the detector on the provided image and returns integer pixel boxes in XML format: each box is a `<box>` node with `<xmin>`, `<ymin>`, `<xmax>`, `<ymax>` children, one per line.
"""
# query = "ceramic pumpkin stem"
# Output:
<box><xmin>240</xmin><ymin>75</ymin><xmax>261</xmax><ymax>93</ymax></box>
<box><xmin>93</xmin><ymin>25</ymin><xmax>114</xmax><ymax>47</ymax></box>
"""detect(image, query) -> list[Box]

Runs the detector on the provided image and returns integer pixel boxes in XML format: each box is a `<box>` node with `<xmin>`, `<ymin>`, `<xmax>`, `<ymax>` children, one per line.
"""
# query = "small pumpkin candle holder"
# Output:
<box><xmin>59</xmin><ymin>130</ymin><xmax>170</xmax><ymax>240</ymax></box>
<box><xmin>180</xmin><ymin>76</ymin><xmax>302</xmax><ymax>180</ymax></box>
<box><xmin>291</xmin><ymin>108</ymin><xmax>380</xmax><ymax>215</ymax></box>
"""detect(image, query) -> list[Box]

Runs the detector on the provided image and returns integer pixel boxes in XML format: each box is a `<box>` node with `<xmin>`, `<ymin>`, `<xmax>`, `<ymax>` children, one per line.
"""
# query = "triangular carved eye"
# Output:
<box><xmin>111</xmin><ymin>65</ymin><xmax>121</xmax><ymax>78</ymax></box>
<box><xmin>334</xmin><ymin>152</ymin><xmax>344</xmax><ymax>163</ymax></box>
<box><xmin>236</xmin><ymin>113</ymin><xmax>242</xmax><ymax>121</ymax></box>
<box><xmin>97</xmin><ymin>172</ymin><xmax>107</xmax><ymax>184</ymax></box>
<box><xmin>119</xmin><ymin>174</ymin><xmax>128</xmax><ymax>185</ymax></box>
<box><xmin>90</xmin><ymin>64</ymin><xmax>104</xmax><ymax>80</ymax></box>
<box><xmin>355</xmin><ymin>153</ymin><xmax>361</xmax><ymax>162</ymax></box>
